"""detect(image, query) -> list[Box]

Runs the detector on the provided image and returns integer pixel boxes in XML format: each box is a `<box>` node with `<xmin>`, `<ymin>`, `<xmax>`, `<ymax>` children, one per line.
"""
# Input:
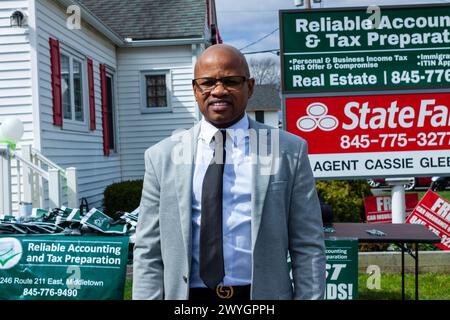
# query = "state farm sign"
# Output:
<box><xmin>285</xmin><ymin>92</ymin><xmax>450</xmax><ymax>178</ymax></box>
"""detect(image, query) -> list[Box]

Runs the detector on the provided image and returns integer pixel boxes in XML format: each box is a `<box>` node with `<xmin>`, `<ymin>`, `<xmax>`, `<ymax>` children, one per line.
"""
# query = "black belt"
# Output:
<box><xmin>189</xmin><ymin>285</ymin><xmax>251</xmax><ymax>301</ymax></box>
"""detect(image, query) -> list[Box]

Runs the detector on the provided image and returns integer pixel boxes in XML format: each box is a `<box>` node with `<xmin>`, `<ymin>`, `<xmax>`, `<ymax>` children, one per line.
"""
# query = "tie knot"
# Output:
<box><xmin>211</xmin><ymin>130</ymin><xmax>226</xmax><ymax>164</ymax></box>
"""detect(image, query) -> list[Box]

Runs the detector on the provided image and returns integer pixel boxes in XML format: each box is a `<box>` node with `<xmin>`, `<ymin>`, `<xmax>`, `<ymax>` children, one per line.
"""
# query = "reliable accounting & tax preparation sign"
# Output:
<box><xmin>0</xmin><ymin>235</ymin><xmax>129</xmax><ymax>300</ymax></box>
<box><xmin>280</xmin><ymin>4</ymin><xmax>450</xmax><ymax>93</ymax></box>
<box><xmin>280</xmin><ymin>4</ymin><xmax>450</xmax><ymax>179</ymax></box>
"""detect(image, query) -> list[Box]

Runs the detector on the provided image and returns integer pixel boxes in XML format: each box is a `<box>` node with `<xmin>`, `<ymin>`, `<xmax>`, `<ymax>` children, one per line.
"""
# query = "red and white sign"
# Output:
<box><xmin>285</xmin><ymin>92</ymin><xmax>450</xmax><ymax>178</ymax></box>
<box><xmin>406</xmin><ymin>190</ymin><xmax>450</xmax><ymax>250</ymax></box>
<box><xmin>364</xmin><ymin>193</ymin><xmax>419</xmax><ymax>223</ymax></box>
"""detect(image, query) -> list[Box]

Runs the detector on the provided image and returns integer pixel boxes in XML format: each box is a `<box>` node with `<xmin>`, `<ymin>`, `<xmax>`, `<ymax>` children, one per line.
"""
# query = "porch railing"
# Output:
<box><xmin>0</xmin><ymin>144</ymin><xmax>78</xmax><ymax>216</ymax></box>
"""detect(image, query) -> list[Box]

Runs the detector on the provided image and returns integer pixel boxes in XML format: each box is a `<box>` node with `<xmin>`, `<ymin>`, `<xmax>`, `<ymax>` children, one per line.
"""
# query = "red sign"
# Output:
<box><xmin>286</xmin><ymin>92</ymin><xmax>450</xmax><ymax>155</ymax></box>
<box><xmin>364</xmin><ymin>193</ymin><xmax>419</xmax><ymax>223</ymax></box>
<box><xmin>406</xmin><ymin>190</ymin><xmax>450</xmax><ymax>250</ymax></box>
<box><xmin>285</xmin><ymin>92</ymin><xmax>450</xmax><ymax>178</ymax></box>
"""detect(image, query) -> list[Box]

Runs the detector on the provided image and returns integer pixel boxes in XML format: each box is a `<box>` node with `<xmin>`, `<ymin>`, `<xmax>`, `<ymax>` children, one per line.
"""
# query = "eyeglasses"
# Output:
<box><xmin>192</xmin><ymin>76</ymin><xmax>248</xmax><ymax>93</ymax></box>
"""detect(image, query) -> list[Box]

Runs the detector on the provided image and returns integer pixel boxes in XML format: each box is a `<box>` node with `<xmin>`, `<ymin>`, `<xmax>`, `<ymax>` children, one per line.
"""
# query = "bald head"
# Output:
<box><xmin>194</xmin><ymin>44</ymin><xmax>250</xmax><ymax>78</ymax></box>
<box><xmin>192</xmin><ymin>44</ymin><xmax>255</xmax><ymax>128</ymax></box>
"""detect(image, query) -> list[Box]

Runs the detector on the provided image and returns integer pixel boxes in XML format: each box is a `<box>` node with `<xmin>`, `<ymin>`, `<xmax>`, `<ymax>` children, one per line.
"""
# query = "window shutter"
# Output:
<box><xmin>100</xmin><ymin>63</ymin><xmax>110</xmax><ymax>156</ymax></box>
<box><xmin>87</xmin><ymin>58</ymin><xmax>96</xmax><ymax>130</ymax></box>
<box><xmin>49</xmin><ymin>38</ymin><xmax>62</xmax><ymax>127</ymax></box>
<box><xmin>216</xmin><ymin>29</ymin><xmax>223</xmax><ymax>44</ymax></box>
<box><xmin>206</xmin><ymin>0</ymin><xmax>210</xmax><ymax>26</ymax></box>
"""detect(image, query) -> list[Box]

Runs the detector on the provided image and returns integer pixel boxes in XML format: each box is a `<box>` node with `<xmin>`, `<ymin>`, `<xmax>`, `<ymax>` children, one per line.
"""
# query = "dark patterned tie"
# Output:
<box><xmin>200</xmin><ymin>130</ymin><xmax>226</xmax><ymax>289</ymax></box>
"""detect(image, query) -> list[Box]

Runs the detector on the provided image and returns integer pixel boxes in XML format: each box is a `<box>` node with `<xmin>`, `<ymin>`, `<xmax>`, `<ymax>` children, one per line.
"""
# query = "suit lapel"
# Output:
<box><xmin>249</xmin><ymin>119</ymin><xmax>272</xmax><ymax>249</ymax></box>
<box><xmin>175</xmin><ymin>123</ymin><xmax>200</xmax><ymax>263</ymax></box>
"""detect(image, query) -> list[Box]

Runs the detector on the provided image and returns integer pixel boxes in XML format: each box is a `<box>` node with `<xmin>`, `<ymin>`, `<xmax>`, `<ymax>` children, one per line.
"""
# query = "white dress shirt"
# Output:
<box><xmin>190</xmin><ymin>114</ymin><xmax>252</xmax><ymax>288</ymax></box>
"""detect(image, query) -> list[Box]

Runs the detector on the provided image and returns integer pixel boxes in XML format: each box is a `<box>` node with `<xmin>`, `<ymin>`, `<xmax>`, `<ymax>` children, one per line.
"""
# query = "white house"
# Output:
<box><xmin>246</xmin><ymin>84</ymin><xmax>281</xmax><ymax>128</ymax></box>
<box><xmin>0</xmin><ymin>0</ymin><xmax>221</xmax><ymax>214</ymax></box>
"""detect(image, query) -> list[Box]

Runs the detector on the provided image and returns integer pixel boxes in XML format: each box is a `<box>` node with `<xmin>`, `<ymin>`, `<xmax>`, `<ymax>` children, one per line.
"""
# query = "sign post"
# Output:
<box><xmin>385</xmin><ymin>178</ymin><xmax>414</xmax><ymax>223</ymax></box>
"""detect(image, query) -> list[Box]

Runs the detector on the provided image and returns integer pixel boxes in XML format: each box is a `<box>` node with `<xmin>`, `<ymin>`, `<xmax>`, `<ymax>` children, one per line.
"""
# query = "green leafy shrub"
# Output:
<box><xmin>316</xmin><ymin>180</ymin><xmax>372</xmax><ymax>222</ymax></box>
<box><xmin>103</xmin><ymin>180</ymin><xmax>143</xmax><ymax>218</ymax></box>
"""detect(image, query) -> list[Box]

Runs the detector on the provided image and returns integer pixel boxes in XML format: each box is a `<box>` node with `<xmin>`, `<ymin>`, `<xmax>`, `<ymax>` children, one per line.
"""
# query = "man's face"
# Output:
<box><xmin>193</xmin><ymin>48</ymin><xmax>254</xmax><ymax>128</ymax></box>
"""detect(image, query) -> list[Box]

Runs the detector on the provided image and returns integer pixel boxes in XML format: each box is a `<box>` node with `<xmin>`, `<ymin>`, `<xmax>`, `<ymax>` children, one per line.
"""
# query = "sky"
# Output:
<box><xmin>215</xmin><ymin>0</ymin><xmax>450</xmax><ymax>62</ymax></box>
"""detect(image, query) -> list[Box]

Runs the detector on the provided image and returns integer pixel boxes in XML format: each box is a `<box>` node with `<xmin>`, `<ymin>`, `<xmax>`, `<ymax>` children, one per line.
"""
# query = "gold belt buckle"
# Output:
<box><xmin>216</xmin><ymin>285</ymin><xmax>234</xmax><ymax>299</ymax></box>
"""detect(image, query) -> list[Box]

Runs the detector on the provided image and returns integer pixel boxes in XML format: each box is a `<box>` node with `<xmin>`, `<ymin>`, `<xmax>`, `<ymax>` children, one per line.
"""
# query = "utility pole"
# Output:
<box><xmin>295</xmin><ymin>0</ymin><xmax>322</xmax><ymax>8</ymax></box>
<box><xmin>305</xmin><ymin>0</ymin><xmax>311</xmax><ymax>9</ymax></box>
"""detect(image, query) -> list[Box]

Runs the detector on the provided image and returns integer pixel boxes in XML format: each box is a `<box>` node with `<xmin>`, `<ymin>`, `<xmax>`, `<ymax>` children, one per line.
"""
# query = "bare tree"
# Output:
<box><xmin>248</xmin><ymin>57</ymin><xmax>280</xmax><ymax>86</ymax></box>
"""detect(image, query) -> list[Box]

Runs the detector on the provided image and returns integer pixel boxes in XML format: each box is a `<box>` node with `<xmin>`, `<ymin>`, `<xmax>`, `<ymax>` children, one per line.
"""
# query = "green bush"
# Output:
<box><xmin>103</xmin><ymin>180</ymin><xmax>143</xmax><ymax>218</ymax></box>
<box><xmin>316</xmin><ymin>180</ymin><xmax>372</xmax><ymax>222</ymax></box>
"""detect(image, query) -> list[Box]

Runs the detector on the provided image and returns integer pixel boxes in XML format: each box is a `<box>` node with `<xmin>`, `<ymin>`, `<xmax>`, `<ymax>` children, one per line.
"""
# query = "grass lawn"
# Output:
<box><xmin>417</xmin><ymin>190</ymin><xmax>450</xmax><ymax>201</ymax></box>
<box><xmin>358</xmin><ymin>273</ymin><xmax>450</xmax><ymax>300</ymax></box>
<box><xmin>123</xmin><ymin>272</ymin><xmax>450</xmax><ymax>300</ymax></box>
<box><xmin>124</xmin><ymin>278</ymin><xmax>132</xmax><ymax>300</ymax></box>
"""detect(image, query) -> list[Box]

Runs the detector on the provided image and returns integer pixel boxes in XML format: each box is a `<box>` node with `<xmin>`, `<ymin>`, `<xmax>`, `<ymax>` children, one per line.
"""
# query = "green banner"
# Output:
<box><xmin>287</xmin><ymin>238</ymin><xmax>358</xmax><ymax>299</ymax></box>
<box><xmin>0</xmin><ymin>235</ymin><xmax>129</xmax><ymax>300</ymax></box>
<box><xmin>280</xmin><ymin>4</ymin><xmax>450</xmax><ymax>93</ymax></box>
<box><xmin>325</xmin><ymin>238</ymin><xmax>358</xmax><ymax>300</ymax></box>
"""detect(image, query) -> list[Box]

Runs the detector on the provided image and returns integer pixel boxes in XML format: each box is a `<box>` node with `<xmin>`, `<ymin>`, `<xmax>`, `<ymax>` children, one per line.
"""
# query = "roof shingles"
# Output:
<box><xmin>79</xmin><ymin>0</ymin><xmax>207</xmax><ymax>40</ymax></box>
<box><xmin>247</xmin><ymin>84</ymin><xmax>280</xmax><ymax>112</ymax></box>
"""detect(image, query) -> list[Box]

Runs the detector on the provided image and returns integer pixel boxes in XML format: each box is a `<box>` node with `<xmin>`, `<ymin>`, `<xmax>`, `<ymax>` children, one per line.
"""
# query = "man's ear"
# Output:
<box><xmin>247</xmin><ymin>78</ymin><xmax>255</xmax><ymax>98</ymax></box>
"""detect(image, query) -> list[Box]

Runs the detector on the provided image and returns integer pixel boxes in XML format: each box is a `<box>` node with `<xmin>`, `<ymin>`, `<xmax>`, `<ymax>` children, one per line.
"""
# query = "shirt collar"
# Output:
<box><xmin>199</xmin><ymin>114</ymin><xmax>249</xmax><ymax>145</ymax></box>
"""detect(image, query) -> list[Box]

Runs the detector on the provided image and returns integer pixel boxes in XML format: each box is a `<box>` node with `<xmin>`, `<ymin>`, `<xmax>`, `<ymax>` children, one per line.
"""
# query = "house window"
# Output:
<box><xmin>255</xmin><ymin>111</ymin><xmax>265</xmax><ymax>123</ymax></box>
<box><xmin>146</xmin><ymin>75</ymin><xmax>166</xmax><ymax>107</ymax></box>
<box><xmin>61</xmin><ymin>52</ymin><xmax>85</xmax><ymax>123</ymax></box>
<box><xmin>141</xmin><ymin>70</ymin><xmax>172</xmax><ymax>113</ymax></box>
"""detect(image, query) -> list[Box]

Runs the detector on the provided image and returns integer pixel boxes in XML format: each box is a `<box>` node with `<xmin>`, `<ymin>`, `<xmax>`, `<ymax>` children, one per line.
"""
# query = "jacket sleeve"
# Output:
<box><xmin>132</xmin><ymin>148</ymin><xmax>164</xmax><ymax>299</ymax></box>
<box><xmin>289</xmin><ymin>140</ymin><xmax>326</xmax><ymax>299</ymax></box>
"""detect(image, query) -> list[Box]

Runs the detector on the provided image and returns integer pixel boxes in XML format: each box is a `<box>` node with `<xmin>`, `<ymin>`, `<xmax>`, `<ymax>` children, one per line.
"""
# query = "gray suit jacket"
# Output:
<box><xmin>133</xmin><ymin>118</ymin><xmax>326</xmax><ymax>300</ymax></box>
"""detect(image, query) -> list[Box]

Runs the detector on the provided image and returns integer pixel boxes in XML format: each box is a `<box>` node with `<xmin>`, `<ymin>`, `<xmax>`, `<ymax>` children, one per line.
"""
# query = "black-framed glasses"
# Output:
<box><xmin>192</xmin><ymin>76</ymin><xmax>248</xmax><ymax>93</ymax></box>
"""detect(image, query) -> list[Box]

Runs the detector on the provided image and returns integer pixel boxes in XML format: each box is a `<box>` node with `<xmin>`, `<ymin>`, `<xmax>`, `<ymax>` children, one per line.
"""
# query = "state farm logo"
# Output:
<box><xmin>296</xmin><ymin>102</ymin><xmax>339</xmax><ymax>132</ymax></box>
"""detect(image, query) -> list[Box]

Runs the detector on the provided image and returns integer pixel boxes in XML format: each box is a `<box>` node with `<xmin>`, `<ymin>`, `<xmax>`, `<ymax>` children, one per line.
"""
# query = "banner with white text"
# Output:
<box><xmin>0</xmin><ymin>235</ymin><xmax>129</xmax><ymax>300</ymax></box>
<box><xmin>280</xmin><ymin>4</ymin><xmax>450</xmax><ymax>93</ymax></box>
<box><xmin>285</xmin><ymin>93</ymin><xmax>450</xmax><ymax>178</ymax></box>
<box><xmin>324</xmin><ymin>239</ymin><xmax>358</xmax><ymax>300</ymax></box>
<box><xmin>406</xmin><ymin>190</ymin><xmax>450</xmax><ymax>250</ymax></box>
<box><xmin>364</xmin><ymin>193</ymin><xmax>419</xmax><ymax>223</ymax></box>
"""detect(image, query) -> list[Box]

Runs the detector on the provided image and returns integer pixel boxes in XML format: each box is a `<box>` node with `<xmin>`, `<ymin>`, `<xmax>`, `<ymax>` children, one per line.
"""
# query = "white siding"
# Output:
<box><xmin>247</xmin><ymin>111</ymin><xmax>280</xmax><ymax>128</ymax></box>
<box><xmin>117</xmin><ymin>46</ymin><xmax>198</xmax><ymax>180</ymax></box>
<box><xmin>36</xmin><ymin>0</ymin><xmax>120</xmax><ymax>210</ymax></box>
<box><xmin>0</xmin><ymin>1</ymin><xmax>32</xmax><ymax>213</ymax></box>
<box><xmin>264</xmin><ymin>111</ymin><xmax>280</xmax><ymax>128</ymax></box>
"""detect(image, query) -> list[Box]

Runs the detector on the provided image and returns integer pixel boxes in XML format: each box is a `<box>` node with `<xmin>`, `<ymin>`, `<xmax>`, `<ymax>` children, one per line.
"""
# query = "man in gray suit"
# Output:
<box><xmin>133</xmin><ymin>44</ymin><xmax>326</xmax><ymax>300</ymax></box>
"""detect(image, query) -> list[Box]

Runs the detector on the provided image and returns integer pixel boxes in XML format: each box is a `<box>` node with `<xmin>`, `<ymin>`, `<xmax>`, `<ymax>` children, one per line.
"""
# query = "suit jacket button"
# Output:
<box><xmin>183</xmin><ymin>276</ymin><xmax>188</xmax><ymax>283</ymax></box>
